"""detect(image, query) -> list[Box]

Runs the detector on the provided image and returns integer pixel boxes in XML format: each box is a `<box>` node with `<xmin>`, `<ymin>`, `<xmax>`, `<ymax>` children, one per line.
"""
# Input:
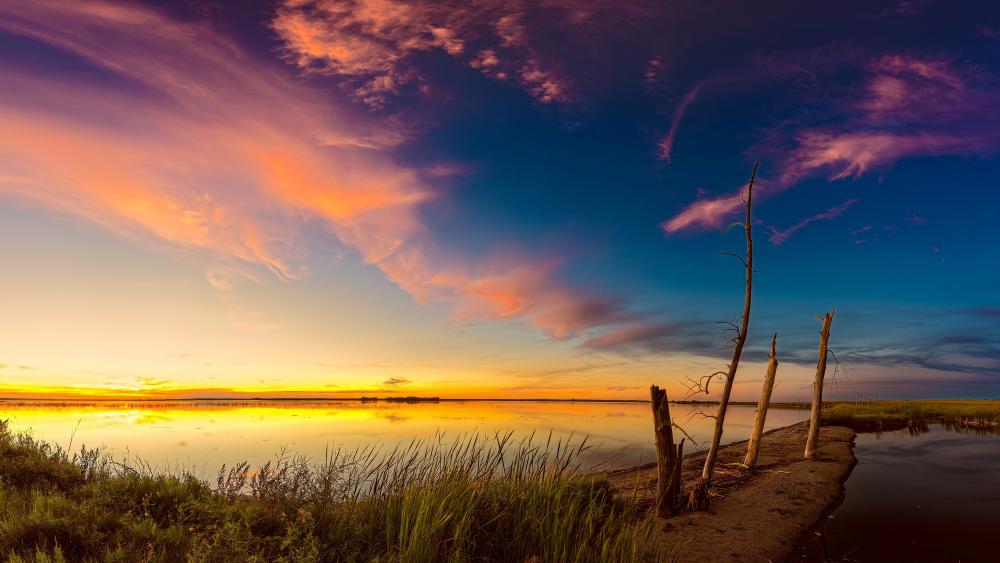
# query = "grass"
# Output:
<box><xmin>820</xmin><ymin>400</ymin><xmax>1000</xmax><ymax>433</ymax></box>
<box><xmin>0</xmin><ymin>421</ymin><xmax>657</xmax><ymax>562</ymax></box>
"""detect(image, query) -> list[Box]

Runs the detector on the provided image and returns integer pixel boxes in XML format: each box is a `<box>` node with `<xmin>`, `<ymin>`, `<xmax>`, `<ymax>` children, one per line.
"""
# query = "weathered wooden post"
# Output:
<box><xmin>650</xmin><ymin>385</ymin><xmax>683</xmax><ymax>517</ymax></box>
<box><xmin>804</xmin><ymin>311</ymin><xmax>834</xmax><ymax>459</ymax></box>
<box><xmin>742</xmin><ymin>333</ymin><xmax>778</xmax><ymax>467</ymax></box>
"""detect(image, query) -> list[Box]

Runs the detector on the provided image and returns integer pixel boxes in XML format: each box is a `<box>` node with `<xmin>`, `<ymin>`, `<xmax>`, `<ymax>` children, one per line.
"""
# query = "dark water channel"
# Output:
<box><xmin>797</xmin><ymin>425</ymin><xmax>1000</xmax><ymax>562</ymax></box>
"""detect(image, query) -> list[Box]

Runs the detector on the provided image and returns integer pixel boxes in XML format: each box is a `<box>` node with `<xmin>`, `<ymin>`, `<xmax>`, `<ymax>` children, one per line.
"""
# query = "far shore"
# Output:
<box><xmin>0</xmin><ymin>396</ymin><xmax>650</xmax><ymax>404</ymax></box>
<box><xmin>4</xmin><ymin>396</ymin><xmax>997</xmax><ymax>405</ymax></box>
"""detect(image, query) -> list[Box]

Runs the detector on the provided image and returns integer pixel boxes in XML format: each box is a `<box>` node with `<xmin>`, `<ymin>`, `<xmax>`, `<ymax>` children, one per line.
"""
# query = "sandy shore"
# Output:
<box><xmin>609</xmin><ymin>421</ymin><xmax>857</xmax><ymax>562</ymax></box>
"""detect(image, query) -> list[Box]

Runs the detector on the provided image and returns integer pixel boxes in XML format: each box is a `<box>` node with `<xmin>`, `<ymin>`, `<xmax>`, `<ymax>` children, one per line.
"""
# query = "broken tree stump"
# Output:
<box><xmin>805</xmin><ymin>310</ymin><xmax>834</xmax><ymax>459</ymax></box>
<box><xmin>650</xmin><ymin>385</ymin><xmax>683</xmax><ymax>516</ymax></box>
<box><xmin>742</xmin><ymin>332</ymin><xmax>779</xmax><ymax>467</ymax></box>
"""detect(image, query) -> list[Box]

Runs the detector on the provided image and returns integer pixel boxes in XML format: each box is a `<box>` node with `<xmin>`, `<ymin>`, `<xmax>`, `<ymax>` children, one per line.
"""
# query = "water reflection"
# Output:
<box><xmin>798</xmin><ymin>424</ymin><xmax>1000</xmax><ymax>562</ymax></box>
<box><xmin>1</xmin><ymin>400</ymin><xmax>807</xmax><ymax>477</ymax></box>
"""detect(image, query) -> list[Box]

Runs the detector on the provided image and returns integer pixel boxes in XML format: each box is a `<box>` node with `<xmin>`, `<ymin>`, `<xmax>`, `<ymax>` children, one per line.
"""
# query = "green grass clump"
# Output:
<box><xmin>821</xmin><ymin>400</ymin><xmax>1000</xmax><ymax>433</ymax></box>
<box><xmin>0</xmin><ymin>422</ymin><xmax>655</xmax><ymax>562</ymax></box>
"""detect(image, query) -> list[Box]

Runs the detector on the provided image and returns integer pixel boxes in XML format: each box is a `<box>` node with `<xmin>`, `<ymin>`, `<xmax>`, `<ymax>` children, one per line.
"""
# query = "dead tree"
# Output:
<box><xmin>686</xmin><ymin>162</ymin><xmax>758</xmax><ymax>511</ymax></box>
<box><xmin>742</xmin><ymin>333</ymin><xmax>779</xmax><ymax>467</ymax></box>
<box><xmin>804</xmin><ymin>310</ymin><xmax>835</xmax><ymax>459</ymax></box>
<box><xmin>650</xmin><ymin>385</ymin><xmax>684</xmax><ymax>516</ymax></box>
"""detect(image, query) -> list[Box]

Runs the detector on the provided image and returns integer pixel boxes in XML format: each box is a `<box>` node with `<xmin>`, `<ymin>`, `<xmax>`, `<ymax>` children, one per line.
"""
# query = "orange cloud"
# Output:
<box><xmin>0</xmin><ymin>0</ymin><xmax>631</xmax><ymax>339</ymax></box>
<box><xmin>0</xmin><ymin>0</ymin><xmax>416</xmax><ymax>280</ymax></box>
<box><xmin>661</xmin><ymin>190</ymin><xmax>745</xmax><ymax>233</ymax></box>
<box><xmin>425</xmin><ymin>261</ymin><xmax>633</xmax><ymax>338</ymax></box>
<box><xmin>271</xmin><ymin>0</ymin><xmax>585</xmax><ymax>106</ymax></box>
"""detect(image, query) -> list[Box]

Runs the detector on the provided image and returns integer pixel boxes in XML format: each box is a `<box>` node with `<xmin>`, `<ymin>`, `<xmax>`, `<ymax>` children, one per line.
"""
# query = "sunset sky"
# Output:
<box><xmin>1</xmin><ymin>0</ymin><xmax>997</xmax><ymax>401</ymax></box>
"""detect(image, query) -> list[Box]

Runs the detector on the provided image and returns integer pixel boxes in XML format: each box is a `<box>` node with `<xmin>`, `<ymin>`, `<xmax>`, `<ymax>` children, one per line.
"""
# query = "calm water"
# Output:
<box><xmin>1</xmin><ymin>400</ymin><xmax>807</xmax><ymax>476</ymax></box>
<box><xmin>801</xmin><ymin>425</ymin><xmax>1000</xmax><ymax>562</ymax></box>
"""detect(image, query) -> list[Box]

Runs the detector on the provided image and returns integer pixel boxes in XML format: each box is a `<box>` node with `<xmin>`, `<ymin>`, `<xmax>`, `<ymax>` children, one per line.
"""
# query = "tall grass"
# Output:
<box><xmin>0</xmin><ymin>422</ymin><xmax>656</xmax><ymax>562</ymax></box>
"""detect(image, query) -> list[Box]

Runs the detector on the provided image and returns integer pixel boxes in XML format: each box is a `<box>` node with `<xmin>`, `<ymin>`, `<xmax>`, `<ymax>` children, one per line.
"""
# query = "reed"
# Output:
<box><xmin>0</xmin><ymin>421</ymin><xmax>655</xmax><ymax>562</ymax></box>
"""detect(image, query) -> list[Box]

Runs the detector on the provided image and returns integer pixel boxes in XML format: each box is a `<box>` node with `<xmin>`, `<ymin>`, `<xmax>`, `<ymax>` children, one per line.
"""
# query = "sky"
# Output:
<box><xmin>0</xmin><ymin>0</ymin><xmax>998</xmax><ymax>401</ymax></box>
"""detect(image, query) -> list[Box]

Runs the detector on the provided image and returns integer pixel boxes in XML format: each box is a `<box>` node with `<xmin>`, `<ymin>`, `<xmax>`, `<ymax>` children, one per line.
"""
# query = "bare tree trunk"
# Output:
<box><xmin>805</xmin><ymin>311</ymin><xmax>834</xmax><ymax>459</ymax></box>
<box><xmin>742</xmin><ymin>333</ymin><xmax>778</xmax><ymax>467</ymax></box>
<box><xmin>650</xmin><ymin>385</ymin><xmax>684</xmax><ymax>517</ymax></box>
<box><xmin>687</xmin><ymin>162</ymin><xmax>758</xmax><ymax>511</ymax></box>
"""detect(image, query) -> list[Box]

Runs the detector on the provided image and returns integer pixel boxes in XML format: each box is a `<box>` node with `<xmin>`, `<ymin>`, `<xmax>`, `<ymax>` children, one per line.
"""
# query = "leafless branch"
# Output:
<box><xmin>715</xmin><ymin>251</ymin><xmax>748</xmax><ymax>268</ymax></box>
<box><xmin>671</xmin><ymin>422</ymin><xmax>702</xmax><ymax>448</ymax></box>
<box><xmin>715</xmin><ymin>320</ymin><xmax>739</xmax><ymax>331</ymax></box>
<box><xmin>682</xmin><ymin>370</ymin><xmax>728</xmax><ymax>398</ymax></box>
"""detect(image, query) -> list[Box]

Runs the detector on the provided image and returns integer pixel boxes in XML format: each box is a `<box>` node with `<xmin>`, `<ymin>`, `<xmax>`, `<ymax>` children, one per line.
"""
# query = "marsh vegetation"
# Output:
<box><xmin>820</xmin><ymin>399</ymin><xmax>1000</xmax><ymax>433</ymax></box>
<box><xmin>0</xmin><ymin>421</ymin><xmax>654</xmax><ymax>563</ymax></box>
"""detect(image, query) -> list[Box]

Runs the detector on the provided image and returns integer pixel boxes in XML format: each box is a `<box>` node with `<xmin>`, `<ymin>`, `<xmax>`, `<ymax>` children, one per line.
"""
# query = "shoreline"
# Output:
<box><xmin>790</xmin><ymin>449</ymin><xmax>859</xmax><ymax>562</ymax></box>
<box><xmin>609</xmin><ymin>421</ymin><xmax>857</xmax><ymax>562</ymax></box>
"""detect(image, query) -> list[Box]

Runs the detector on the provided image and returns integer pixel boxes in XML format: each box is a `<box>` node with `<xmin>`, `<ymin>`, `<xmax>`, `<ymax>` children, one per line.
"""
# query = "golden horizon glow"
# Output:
<box><xmin>0</xmin><ymin>353</ymin><xmax>830</xmax><ymax>403</ymax></box>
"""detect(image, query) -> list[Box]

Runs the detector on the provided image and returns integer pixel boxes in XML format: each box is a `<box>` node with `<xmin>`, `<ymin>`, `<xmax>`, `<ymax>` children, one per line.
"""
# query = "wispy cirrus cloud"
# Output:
<box><xmin>270</xmin><ymin>0</ymin><xmax>640</xmax><ymax>108</ymax></box>
<box><xmin>0</xmin><ymin>0</ymin><xmax>415</xmax><ymax>280</ymax></box>
<box><xmin>780</xmin><ymin>55</ymin><xmax>997</xmax><ymax>182</ymax></box>
<box><xmin>0</xmin><ymin>0</ymin><xmax>633</xmax><ymax>340</ymax></box>
<box><xmin>663</xmin><ymin>53</ymin><xmax>1000</xmax><ymax>233</ymax></box>
<box><xmin>657</xmin><ymin>83</ymin><xmax>702</xmax><ymax>162</ymax></box>
<box><xmin>660</xmin><ymin>189</ymin><xmax>748</xmax><ymax>233</ymax></box>
<box><xmin>767</xmin><ymin>198</ymin><xmax>859</xmax><ymax>245</ymax></box>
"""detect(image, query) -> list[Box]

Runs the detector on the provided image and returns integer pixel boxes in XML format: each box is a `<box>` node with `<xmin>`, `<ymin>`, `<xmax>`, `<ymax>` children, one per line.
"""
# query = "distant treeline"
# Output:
<box><xmin>359</xmin><ymin>396</ymin><xmax>441</xmax><ymax>402</ymax></box>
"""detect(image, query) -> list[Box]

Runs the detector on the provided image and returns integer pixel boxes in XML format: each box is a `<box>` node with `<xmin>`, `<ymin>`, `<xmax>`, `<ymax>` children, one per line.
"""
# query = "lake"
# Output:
<box><xmin>799</xmin><ymin>424</ymin><xmax>1000</xmax><ymax>562</ymax></box>
<box><xmin>1</xmin><ymin>400</ymin><xmax>808</xmax><ymax>476</ymax></box>
<box><xmin>9</xmin><ymin>400</ymin><xmax>999</xmax><ymax>560</ymax></box>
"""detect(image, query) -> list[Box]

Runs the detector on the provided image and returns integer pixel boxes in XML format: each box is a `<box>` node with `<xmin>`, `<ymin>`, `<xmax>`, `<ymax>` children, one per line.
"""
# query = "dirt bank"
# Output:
<box><xmin>609</xmin><ymin>422</ymin><xmax>856</xmax><ymax>562</ymax></box>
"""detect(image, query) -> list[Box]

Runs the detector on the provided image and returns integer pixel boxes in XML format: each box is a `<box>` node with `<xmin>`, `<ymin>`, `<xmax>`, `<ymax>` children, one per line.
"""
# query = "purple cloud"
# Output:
<box><xmin>779</xmin><ymin>54</ymin><xmax>998</xmax><ymax>184</ymax></box>
<box><xmin>657</xmin><ymin>83</ymin><xmax>703</xmax><ymax>162</ymax></box>
<box><xmin>664</xmin><ymin>53</ymin><xmax>1000</xmax><ymax>233</ymax></box>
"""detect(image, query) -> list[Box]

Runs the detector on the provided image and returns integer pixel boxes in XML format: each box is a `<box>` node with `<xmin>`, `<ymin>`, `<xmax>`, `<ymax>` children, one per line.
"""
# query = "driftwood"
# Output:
<box><xmin>742</xmin><ymin>333</ymin><xmax>778</xmax><ymax>467</ymax></box>
<box><xmin>804</xmin><ymin>311</ymin><xmax>834</xmax><ymax>459</ymax></box>
<box><xmin>650</xmin><ymin>385</ymin><xmax>684</xmax><ymax>516</ymax></box>
<box><xmin>687</xmin><ymin>162</ymin><xmax>758</xmax><ymax>511</ymax></box>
